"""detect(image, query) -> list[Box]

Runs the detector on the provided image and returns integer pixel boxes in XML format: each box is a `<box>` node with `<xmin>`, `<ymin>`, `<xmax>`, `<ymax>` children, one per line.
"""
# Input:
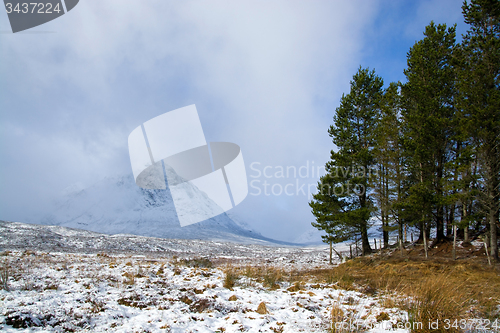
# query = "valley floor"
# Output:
<box><xmin>0</xmin><ymin>250</ymin><xmax>408</xmax><ymax>333</ymax></box>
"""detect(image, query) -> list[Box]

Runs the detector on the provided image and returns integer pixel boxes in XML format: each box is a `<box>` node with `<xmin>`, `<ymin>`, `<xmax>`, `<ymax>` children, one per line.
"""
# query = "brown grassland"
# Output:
<box><xmin>223</xmin><ymin>241</ymin><xmax>500</xmax><ymax>333</ymax></box>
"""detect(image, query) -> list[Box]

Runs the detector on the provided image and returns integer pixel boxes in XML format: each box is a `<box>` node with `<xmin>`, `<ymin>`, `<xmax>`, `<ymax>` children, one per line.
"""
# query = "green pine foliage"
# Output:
<box><xmin>310</xmin><ymin>67</ymin><xmax>383</xmax><ymax>256</ymax></box>
<box><xmin>456</xmin><ymin>0</ymin><xmax>500</xmax><ymax>259</ymax></box>
<box><xmin>401</xmin><ymin>22</ymin><xmax>457</xmax><ymax>243</ymax></box>
<box><xmin>373</xmin><ymin>82</ymin><xmax>405</xmax><ymax>248</ymax></box>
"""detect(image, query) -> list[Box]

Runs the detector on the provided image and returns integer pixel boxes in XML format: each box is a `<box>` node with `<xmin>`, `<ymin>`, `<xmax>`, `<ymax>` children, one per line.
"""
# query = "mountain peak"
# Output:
<box><xmin>37</xmin><ymin>174</ymin><xmax>291</xmax><ymax>244</ymax></box>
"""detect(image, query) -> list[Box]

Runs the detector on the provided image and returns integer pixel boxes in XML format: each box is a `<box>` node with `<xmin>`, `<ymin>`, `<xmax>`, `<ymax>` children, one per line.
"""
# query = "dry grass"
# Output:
<box><xmin>222</xmin><ymin>265</ymin><xmax>289</xmax><ymax>290</ymax></box>
<box><xmin>0</xmin><ymin>260</ymin><xmax>10</xmax><ymax>291</ymax></box>
<box><xmin>256</xmin><ymin>301</ymin><xmax>268</xmax><ymax>314</ymax></box>
<box><xmin>330</xmin><ymin>302</ymin><xmax>344</xmax><ymax>333</ymax></box>
<box><xmin>327</xmin><ymin>294</ymin><xmax>366</xmax><ymax>333</ymax></box>
<box><xmin>287</xmin><ymin>281</ymin><xmax>303</xmax><ymax>292</ymax></box>
<box><xmin>403</xmin><ymin>274</ymin><xmax>469</xmax><ymax>333</ymax></box>
<box><xmin>262</xmin><ymin>268</ymin><xmax>283</xmax><ymax>290</ymax></box>
<box><xmin>223</xmin><ymin>257</ymin><xmax>499</xmax><ymax>333</ymax></box>
<box><xmin>176</xmin><ymin>257</ymin><xmax>213</xmax><ymax>268</ymax></box>
<box><xmin>305</xmin><ymin>257</ymin><xmax>500</xmax><ymax>332</ymax></box>
<box><xmin>223</xmin><ymin>266</ymin><xmax>239</xmax><ymax>290</ymax></box>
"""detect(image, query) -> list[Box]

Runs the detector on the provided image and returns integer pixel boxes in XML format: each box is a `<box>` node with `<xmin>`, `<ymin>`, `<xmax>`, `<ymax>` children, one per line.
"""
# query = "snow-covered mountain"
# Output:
<box><xmin>38</xmin><ymin>173</ymin><xmax>283</xmax><ymax>244</ymax></box>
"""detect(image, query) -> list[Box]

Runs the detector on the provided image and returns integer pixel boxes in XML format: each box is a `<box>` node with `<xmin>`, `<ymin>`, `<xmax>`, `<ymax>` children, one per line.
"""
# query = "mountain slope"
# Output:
<box><xmin>38</xmin><ymin>173</ymin><xmax>282</xmax><ymax>244</ymax></box>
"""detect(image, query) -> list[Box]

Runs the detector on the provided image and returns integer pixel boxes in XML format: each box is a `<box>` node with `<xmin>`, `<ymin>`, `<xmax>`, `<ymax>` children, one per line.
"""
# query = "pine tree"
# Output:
<box><xmin>311</xmin><ymin>67</ymin><xmax>383</xmax><ymax>256</ymax></box>
<box><xmin>457</xmin><ymin>0</ymin><xmax>500</xmax><ymax>260</ymax></box>
<box><xmin>401</xmin><ymin>22</ymin><xmax>457</xmax><ymax>244</ymax></box>
<box><xmin>310</xmin><ymin>175</ymin><xmax>356</xmax><ymax>263</ymax></box>
<box><xmin>373</xmin><ymin>82</ymin><xmax>405</xmax><ymax>249</ymax></box>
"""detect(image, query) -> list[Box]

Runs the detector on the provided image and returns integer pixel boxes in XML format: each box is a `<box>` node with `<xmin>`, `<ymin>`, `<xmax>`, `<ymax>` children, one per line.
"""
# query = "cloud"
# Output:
<box><xmin>1</xmin><ymin>0</ymin><xmax>467</xmax><ymax>241</ymax></box>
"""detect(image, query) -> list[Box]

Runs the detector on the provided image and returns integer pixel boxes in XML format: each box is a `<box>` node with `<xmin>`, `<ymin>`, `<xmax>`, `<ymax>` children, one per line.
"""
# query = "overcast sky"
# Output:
<box><xmin>0</xmin><ymin>0</ymin><xmax>469</xmax><ymax>242</ymax></box>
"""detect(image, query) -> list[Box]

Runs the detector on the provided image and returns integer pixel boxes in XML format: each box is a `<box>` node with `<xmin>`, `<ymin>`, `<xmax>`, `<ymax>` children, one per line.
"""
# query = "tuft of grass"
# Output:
<box><xmin>270</xmin><ymin>326</ymin><xmax>284</xmax><ymax>333</ymax></box>
<box><xmin>287</xmin><ymin>281</ymin><xmax>303</xmax><ymax>292</ymax></box>
<box><xmin>44</xmin><ymin>283</ymin><xmax>58</xmax><ymax>290</ymax></box>
<box><xmin>330</xmin><ymin>302</ymin><xmax>344</xmax><ymax>333</ymax></box>
<box><xmin>0</xmin><ymin>261</ymin><xmax>9</xmax><ymax>291</ymax></box>
<box><xmin>122</xmin><ymin>272</ymin><xmax>135</xmax><ymax>285</ymax></box>
<box><xmin>378</xmin><ymin>295</ymin><xmax>398</xmax><ymax>309</ymax></box>
<box><xmin>223</xmin><ymin>267</ymin><xmax>239</xmax><ymax>290</ymax></box>
<box><xmin>179</xmin><ymin>295</ymin><xmax>192</xmax><ymax>305</ymax></box>
<box><xmin>402</xmin><ymin>275</ymin><xmax>469</xmax><ymax>333</ymax></box>
<box><xmin>256</xmin><ymin>302</ymin><xmax>268</xmax><ymax>314</ymax></box>
<box><xmin>86</xmin><ymin>296</ymin><xmax>106</xmax><ymax>313</ymax></box>
<box><xmin>328</xmin><ymin>296</ymin><xmax>366</xmax><ymax>333</ymax></box>
<box><xmin>376</xmin><ymin>311</ymin><xmax>390</xmax><ymax>322</ymax></box>
<box><xmin>117</xmin><ymin>295</ymin><xmax>147</xmax><ymax>309</ymax></box>
<box><xmin>263</xmin><ymin>268</ymin><xmax>282</xmax><ymax>290</ymax></box>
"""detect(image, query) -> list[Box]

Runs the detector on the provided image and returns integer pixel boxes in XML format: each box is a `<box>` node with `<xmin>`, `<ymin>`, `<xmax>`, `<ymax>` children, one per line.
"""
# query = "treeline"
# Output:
<box><xmin>310</xmin><ymin>0</ymin><xmax>499</xmax><ymax>262</ymax></box>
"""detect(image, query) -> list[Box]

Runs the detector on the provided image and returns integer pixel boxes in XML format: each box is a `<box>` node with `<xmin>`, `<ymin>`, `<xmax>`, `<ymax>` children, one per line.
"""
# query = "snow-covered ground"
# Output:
<box><xmin>0</xmin><ymin>250</ymin><xmax>408</xmax><ymax>333</ymax></box>
<box><xmin>0</xmin><ymin>221</ymin><xmax>411</xmax><ymax>332</ymax></box>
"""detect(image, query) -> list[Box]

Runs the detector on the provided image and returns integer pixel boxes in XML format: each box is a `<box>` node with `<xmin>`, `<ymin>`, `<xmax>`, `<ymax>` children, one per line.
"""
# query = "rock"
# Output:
<box><xmin>228</xmin><ymin>295</ymin><xmax>238</xmax><ymax>301</ymax></box>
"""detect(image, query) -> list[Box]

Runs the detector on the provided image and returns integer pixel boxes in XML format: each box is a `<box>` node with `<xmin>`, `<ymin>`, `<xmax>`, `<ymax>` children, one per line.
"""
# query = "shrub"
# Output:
<box><xmin>190</xmin><ymin>298</ymin><xmax>212</xmax><ymax>313</ymax></box>
<box><xmin>179</xmin><ymin>257</ymin><xmax>212</xmax><ymax>268</ymax></box>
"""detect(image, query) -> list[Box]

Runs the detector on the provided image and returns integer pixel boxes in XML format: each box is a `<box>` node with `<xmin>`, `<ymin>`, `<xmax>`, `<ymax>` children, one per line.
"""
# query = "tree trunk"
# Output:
<box><xmin>485</xmin><ymin>143</ymin><xmax>499</xmax><ymax>261</ymax></box>
<box><xmin>383</xmin><ymin>215</ymin><xmax>389</xmax><ymax>249</ymax></box>
<box><xmin>360</xmin><ymin>190</ymin><xmax>372</xmax><ymax>256</ymax></box>
<box><xmin>448</xmin><ymin>204</ymin><xmax>456</xmax><ymax>237</ymax></box>
<box><xmin>436</xmin><ymin>204</ymin><xmax>445</xmax><ymax>241</ymax></box>
<box><xmin>332</xmin><ymin>246</ymin><xmax>343</xmax><ymax>261</ymax></box>
<box><xmin>418</xmin><ymin>221</ymin><xmax>424</xmax><ymax>243</ymax></box>
<box><xmin>445</xmin><ymin>205</ymin><xmax>451</xmax><ymax>237</ymax></box>
<box><xmin>462</xmin><ymin>203</ymin><xmax>470</xmax><ymax>244</ymax></box>
<box><xmin>485</xmin><ymin>234</ymin><xmax>492</xmax><ymax>266</ymax></box>
<box><xmin>399</xmin><ymin>224</ymin><xmax>404</xmax><ymax>250</ymax></box>
<box><xmin>489</xmin><ymin>211</ymin><xmax>498</xmax><ymax>261</ymax></box>
<box><xmin>435</xmin><ymin>154</ymin><xmax>445</xmax><ymax>241</ymax></box>
<box><xmin>452</xmin><ymin>225</ymin><xmax>457</xmax><ymax>260</ymax></box>
<box><xmin>383</xmin><ymin>166</ymin><xmax>389</xmax><ymax>248</ymax></box>
<box><xmin>423</xmin><ymin>223</ymin><xmax>429</xmax><ymax>259</ymax></box>
<box><xmin>361</xmin><ymin>225</ymin><xmax>372</xmax><ymax>255</ymax></box>
<box><xmin>329</xmin><ymin>241</ymin><xmax>333</xmax><ymax>265</ymax></box>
